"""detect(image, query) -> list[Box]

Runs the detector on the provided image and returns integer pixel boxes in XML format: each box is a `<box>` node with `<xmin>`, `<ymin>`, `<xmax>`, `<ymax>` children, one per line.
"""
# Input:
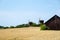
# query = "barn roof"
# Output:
<box><xmin>45</xmin><ymin>15</ymin><xmax>60</xmax><ymax>24</ymax></box>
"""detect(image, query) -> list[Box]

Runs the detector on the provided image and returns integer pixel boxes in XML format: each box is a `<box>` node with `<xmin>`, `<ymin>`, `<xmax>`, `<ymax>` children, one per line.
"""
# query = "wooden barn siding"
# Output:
<box><xmin>45</xmin><ymin>18</ymin><xmax>60</xmax><ymax>30</ymax></box>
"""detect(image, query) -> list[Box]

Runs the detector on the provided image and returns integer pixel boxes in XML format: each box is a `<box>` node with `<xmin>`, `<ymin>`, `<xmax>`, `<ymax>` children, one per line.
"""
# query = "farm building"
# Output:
<box><xmin>45</xmin><ymin>15</ymin><xmax>60</xmax><ymax>30</ymax></box>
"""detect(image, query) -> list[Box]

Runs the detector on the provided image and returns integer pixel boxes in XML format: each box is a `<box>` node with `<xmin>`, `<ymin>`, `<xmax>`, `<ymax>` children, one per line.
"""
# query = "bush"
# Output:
<box><xmin>31</xmin><ymin>23</ymin><xmax>39</xmax><ymax>27</ymax></box>
<box><xmin>4</xmin><ymin>27</ymin><xmax>9</xmax><ymax>29</ymax></box>
<box><xmin>16</xmin><ymin>24</ymin><xmax>24</xmax><ymax>28</ymax></box>
<box><xmin>29</xmin><ymin>22</ymin><xmax>33</xmax><ymax>26</ymax></box>
<box><xmin>40</xmin><ymin>24</ymin><xmax>47</xmax><ymax>30</ymax></box>
<box><xmin>28</xmin><ymin>22</ymin><xmax>39</xmax><ymax>27</ymax></box>
<box><xmin>23</xmin><ymin>24</ymin><xmax>29</xmax><ymax>27</ymax></box>
<box><xmin>16</xmin><ymin>24</ymin><xmax>29</xmax><ymax>28</ymax></box>
<box><xmin>10</xmin><ymin>26</ymin><xmax>15</xmax><ymax>28</ymax></box>
<box><xmin>0</xmin><ymin>26</ymin><xmax>4</xmax><ymax>29</ymax></box>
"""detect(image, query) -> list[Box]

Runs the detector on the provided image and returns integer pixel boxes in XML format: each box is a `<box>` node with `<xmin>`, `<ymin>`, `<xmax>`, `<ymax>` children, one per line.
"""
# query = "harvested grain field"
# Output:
<box><xmin>0</xmin><ymin>27</ymin><xmax>60</xmax><ymax>40</ymax></box>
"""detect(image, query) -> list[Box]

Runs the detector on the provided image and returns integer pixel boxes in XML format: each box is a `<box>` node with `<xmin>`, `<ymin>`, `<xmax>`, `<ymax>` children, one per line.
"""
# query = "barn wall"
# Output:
<box><xmin>45</xmin><ymin>17</ymin><xmax>60</xmax><ymax>30</ymax></box>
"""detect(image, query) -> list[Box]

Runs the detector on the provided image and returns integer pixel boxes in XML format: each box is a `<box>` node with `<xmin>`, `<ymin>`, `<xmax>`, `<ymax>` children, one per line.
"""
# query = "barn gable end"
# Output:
<box><xmin>45</xmin><ymin>15</ymin><xmax>60</xmax><ymax>30</ymax></box>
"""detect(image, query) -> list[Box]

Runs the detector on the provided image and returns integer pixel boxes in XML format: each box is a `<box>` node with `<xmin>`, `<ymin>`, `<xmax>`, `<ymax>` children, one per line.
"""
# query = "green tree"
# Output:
<box><xmin>0</xmin><ymin>26</ymin><xmax>4</xmax><ymax>29</ymax></box>
<box><xmin>39</xmin><ymin>20</ymin><xmax>47</xmax><ymax>30</ymax></box>
<box><xmin>29</xmin><ymin>22</ymin><xmax>33</xmax><ymax>26</ymax></box>
<box><xmin>4</xmin><ymin>26</ymin><xmax>9</xmax><ymax>29</ymax></box>
<box><xmin>28</xmin><ymin>21</ymin><xmax>39</xmax><ymax>27</ymax></box>
<box><xmin>16</xmin><ymin>24</ymin><xmax>29</xmax><ymax>28</ymax></box>
<box><xmin>10</xmin><ymin>26</ymin><xmax>15</xmax><ymax>28</ymax></box>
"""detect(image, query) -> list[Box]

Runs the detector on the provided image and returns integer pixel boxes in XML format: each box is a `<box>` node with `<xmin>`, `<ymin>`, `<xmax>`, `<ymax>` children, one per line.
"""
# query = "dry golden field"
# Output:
<box><xmin>0</xmin><ymin>27</ymin><xmax>60</xmax><ymax>40</ymax></box>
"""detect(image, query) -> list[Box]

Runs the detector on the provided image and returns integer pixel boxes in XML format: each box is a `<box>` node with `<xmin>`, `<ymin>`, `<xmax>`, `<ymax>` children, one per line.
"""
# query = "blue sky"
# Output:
<box><xmin>0</xmin><ymin>0</ymin><xmax>60</xmax><ymax>26</ymax></box>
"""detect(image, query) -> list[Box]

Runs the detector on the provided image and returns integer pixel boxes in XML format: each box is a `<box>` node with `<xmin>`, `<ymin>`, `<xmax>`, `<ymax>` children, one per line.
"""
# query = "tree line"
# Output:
<box><xmin>0</xmin><ymin>21</ymin><xmax>41</xmax><ymax>29</ymax></box>
<box><xmin>0</xmin><ymin>20</ymin><xmax>48</xmax><ymax>30</ymax></box>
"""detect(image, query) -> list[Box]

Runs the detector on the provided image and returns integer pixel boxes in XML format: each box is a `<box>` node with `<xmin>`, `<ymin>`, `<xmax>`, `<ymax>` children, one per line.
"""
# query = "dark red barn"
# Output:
<box><xmin>45</xmin><ymin>15</ymin><xmax>60</xmax><ymax>30</ymax></box>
